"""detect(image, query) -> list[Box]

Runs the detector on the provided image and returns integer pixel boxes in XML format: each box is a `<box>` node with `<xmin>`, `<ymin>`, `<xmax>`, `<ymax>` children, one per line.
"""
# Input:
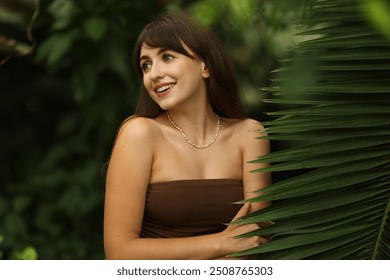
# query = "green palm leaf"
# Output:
<box><xmin>233</xmin><ymin>0</ymin><xmax>390</xmax><ymax>259</ymax></box>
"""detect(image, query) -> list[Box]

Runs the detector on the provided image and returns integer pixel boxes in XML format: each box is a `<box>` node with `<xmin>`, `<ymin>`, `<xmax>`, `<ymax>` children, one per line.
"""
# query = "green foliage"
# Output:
<box><xmin>233</xmin><ymin>0</ymin><xmax>390</xmax><ymax>259</ymax></box>
<box><xmin>0</xmin><ymin>235</ymin><xmax>37</xmax><ymax>260</ymax></box>
<box><xmin>14</xmin><ymin>246</ymin><xmax>38</xmax><ymax>260</ymax></box>
<box><xmin>360</xmin><ymin>0</ymin><xmax>390</xmax><ymax>40</ymax></box>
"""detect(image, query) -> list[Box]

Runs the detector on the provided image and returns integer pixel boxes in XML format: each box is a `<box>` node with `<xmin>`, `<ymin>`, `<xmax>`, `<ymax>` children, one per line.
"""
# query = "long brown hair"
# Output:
<box><xmin>132</xmin><ymin>11</ymin><xmax>246</xmax><ymax>119</ymax></box>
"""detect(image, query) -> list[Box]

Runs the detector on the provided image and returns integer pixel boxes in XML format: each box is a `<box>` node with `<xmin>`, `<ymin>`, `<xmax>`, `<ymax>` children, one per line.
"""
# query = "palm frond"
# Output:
<box><xmin>233</xmin><ymin>0</ymin><xmax>390</xmax><ymax>259</ymax></box>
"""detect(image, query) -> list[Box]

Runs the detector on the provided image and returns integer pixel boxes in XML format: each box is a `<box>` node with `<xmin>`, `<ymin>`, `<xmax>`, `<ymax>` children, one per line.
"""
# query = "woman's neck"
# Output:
<box><xmin>165</xmin><ymin>105</ymin><xmax>219</xmax><ymax>145</ymax></box>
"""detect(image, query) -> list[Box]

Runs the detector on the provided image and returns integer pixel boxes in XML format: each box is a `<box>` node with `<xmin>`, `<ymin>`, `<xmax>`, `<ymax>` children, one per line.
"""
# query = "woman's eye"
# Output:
<box><xmin>141</xmin><ymin>62</ymin><xmax>152</xmax><ymax>72</ymax></box>
<box><xmin>163</xmin><ymin>54</ymin><xmax>174</xmax><ymax>61</ymax></box>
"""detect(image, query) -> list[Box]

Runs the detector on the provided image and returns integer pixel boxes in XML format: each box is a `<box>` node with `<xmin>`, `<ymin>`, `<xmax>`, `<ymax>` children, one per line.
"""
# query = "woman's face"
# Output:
<box><xmin>139</xmin><ymin>43</ymin><xmax>209</xmax><ymax>111</ymax></box>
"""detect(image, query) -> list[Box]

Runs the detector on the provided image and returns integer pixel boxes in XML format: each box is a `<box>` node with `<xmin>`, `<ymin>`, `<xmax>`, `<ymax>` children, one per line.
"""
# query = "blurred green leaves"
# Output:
<box><xmin>48</xmin><ymin>0</ymin><xmax>77</xmax><ymax>30</ymax></box>
<box><xmin>0</xmin><ymin>5</ymin><xmax>24</xmax><ymax>25</ymax></box>
<box><xmin>0</xmin><ymin>234</ymin><xmax>38</xmax><ymax>260</ymax></box>
<box><xmin>83</xmin><ymin>17</ymin><xmax>108</xmax><ymax>42</ymax></box>
<box><xmin>36</xmin><ymin>29</ymin><xmax>80</xmax><ymax>65</ymax></box>
<box><xmin>0</xmin><ymin>0</ymin><xmax>38</xmax><ymax>62</ymax></box>
<box><xmin>360</xmin><ymin>0</ymin><xmax>390</xmax><ymax>40</ymax></box>
<box><xmin>14</xmin><ymin>246</ymin><xmax>38</xmax><ymax>260</ymax></box>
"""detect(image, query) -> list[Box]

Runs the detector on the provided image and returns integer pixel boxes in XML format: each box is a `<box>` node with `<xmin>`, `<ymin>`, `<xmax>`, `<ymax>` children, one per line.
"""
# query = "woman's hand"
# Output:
<box><xmin>215</xmin><ymin>202</ymin><xmax>269</xmax><ymax>259</ymax></box>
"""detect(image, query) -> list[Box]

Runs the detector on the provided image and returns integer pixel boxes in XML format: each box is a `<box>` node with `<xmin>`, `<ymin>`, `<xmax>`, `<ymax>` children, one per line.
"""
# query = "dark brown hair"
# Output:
<box><xmin>132</xmin><ymin>11</ymin><xmax>246</xmax><ymax>119</ymax></box>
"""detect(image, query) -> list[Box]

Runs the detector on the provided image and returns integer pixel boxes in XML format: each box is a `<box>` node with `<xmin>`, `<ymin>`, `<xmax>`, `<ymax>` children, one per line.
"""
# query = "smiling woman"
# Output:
<box><xmin>103</xmin><ymin>11</ymin><xmax>271</xmax><ymax>260</ymax></box>
<box><xmin>139</xmin><ymin>44</ymin><xmax>208</xmax><ymax>111</ymax></box>
<box><xmin>132</xmin><ymin>11</ymin><xmax>246</xmax><ymax>119</ymax></box>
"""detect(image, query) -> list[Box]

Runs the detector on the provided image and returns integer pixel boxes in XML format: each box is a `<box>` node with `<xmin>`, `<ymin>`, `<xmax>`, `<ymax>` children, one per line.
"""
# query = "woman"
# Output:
<box><xmin>104</xmin><ymin>11</ymin><xmax>270</xmax><ymax>260</ymax></box>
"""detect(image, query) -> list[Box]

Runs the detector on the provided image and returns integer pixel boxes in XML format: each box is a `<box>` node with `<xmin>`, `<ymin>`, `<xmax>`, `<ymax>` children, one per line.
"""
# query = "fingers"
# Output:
<box><xmin>259</xmin><ymin>220</ymin><xmax>274</xmax><ymax>227</ymax></box>
<box><xmin>223</xmin><ymin>235</ymin><xmax>269</xmax><ymax>259</ymax></box>
<box><xmin>231</xmin><ymin>202</ymin><xmax>251</xmax><ymax>221</ymax></box>
<box><xmin>255</xmin><ymin>235</ymin><xmax>270</xmax><ymax>245</ymax></box>
<box><xmin>219</xmin><ymin>203</ymin><xmax>273</xmax><ymax>258</ymax></box>
<box><xmin>257</xmin><ymin>221</ymin><xmax>274</xmax><ymax>242</ymax></box>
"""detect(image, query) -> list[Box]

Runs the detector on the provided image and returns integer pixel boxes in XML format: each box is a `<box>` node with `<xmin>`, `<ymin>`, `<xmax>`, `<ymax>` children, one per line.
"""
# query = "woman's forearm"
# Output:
<box><xmin>105</xmin><ymin>233</ymin><xmax>225</xmax><ymax>260</ymax></box>
<box><xmin>104</xmin><ymin>204</ymin><xmax>268</xmax><ymax>260</ymax></box>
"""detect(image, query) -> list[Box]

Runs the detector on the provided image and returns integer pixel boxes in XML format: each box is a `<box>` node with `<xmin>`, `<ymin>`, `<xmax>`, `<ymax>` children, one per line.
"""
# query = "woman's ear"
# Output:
<box><xmin>201</xmin><ymin>62</ymin><xmax>209</xmax><ymax>78</ymax></box>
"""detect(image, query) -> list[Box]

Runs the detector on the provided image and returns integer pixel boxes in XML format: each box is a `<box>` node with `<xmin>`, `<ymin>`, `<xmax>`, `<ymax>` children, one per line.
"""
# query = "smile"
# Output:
<box><xmin>156</xmin><ymin>83</ymin><xmax>175</xmax><ymax>93</ymax></box>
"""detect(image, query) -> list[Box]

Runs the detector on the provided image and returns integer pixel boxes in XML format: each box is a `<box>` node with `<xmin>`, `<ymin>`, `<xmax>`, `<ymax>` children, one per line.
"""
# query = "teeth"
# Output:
<box><xmin>157</xmin><ymin>84</ymin><xmax>174</xmax><ymax>93</ymax></box>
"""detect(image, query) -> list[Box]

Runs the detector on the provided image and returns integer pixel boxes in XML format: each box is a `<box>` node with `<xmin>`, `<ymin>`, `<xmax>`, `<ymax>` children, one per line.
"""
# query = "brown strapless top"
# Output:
<box><xmin>141</xmin><ymin>179</ymin><xmax>243</xmax><ymax>238</ymax></box>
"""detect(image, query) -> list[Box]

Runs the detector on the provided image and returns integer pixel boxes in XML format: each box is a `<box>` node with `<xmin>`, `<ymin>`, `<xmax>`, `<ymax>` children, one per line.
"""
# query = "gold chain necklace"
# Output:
<box><xmin>166</xmin><ymin>111</ymin><xmax>220</xmax><ymax>149</ymax></box>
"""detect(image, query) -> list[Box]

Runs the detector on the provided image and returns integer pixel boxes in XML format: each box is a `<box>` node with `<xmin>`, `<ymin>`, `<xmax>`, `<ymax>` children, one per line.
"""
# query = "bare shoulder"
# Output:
<box><xmin>108</xmin><ymin>116</ymin><xmax>159</xmax><ymax>174</ymax></box>
<box><xmin>241</xmin><ymin>118</ymin><xmax>265</xmax><ymax>131</ymax></box>
<box><xmin>115</xmin><ymin>116</ymin><xmax>161</xmax><ymax>145</ymax></box>
<box><xmin>223</xmin><ymin>118</ymin><xmax>266</xmax><ymax>136</ymax></box>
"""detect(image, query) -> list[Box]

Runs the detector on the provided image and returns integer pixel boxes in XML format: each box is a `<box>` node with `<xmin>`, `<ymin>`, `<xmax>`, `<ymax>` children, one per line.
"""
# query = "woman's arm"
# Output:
<box><xmin>213</xmin><ymin>119</ymin><xmax>271</xmax><ymax>260</ymax></box>
<box><xmin>103</xmin><ymin>118</ymin><xmax>265</xmax><ymax>260</ymax></box>
<box><xmin>241</xmin><ymin>119</ymin><xmax>271</xmax><ymax>211</ymax></box>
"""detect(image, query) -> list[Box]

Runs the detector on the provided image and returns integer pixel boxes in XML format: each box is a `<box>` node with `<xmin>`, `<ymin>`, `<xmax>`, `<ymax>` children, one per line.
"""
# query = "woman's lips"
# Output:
<box><xmin>156</xmin><ymin>84</ymin><xmax>175</xmax><ymax>97</ymax></box>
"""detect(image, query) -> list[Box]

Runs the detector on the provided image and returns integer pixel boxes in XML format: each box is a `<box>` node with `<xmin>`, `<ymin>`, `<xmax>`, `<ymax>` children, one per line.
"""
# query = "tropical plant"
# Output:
<box><xmin>233</xmin><ymin>0</ymin><xmax>390</xmax><ymax>259</ymax></box>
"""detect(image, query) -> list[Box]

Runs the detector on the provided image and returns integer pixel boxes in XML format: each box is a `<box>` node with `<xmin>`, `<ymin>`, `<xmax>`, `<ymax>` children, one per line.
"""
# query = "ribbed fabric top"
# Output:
<box><xmin>141</xmin><ymin>179</ymin><xmax>243</xmax><ymax>238</ymax></box>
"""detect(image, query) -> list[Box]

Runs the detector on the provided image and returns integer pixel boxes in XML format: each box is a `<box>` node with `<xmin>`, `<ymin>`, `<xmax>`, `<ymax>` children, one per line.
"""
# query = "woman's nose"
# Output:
<box><xmin>149</xmin><ymin>63</ymin><xmax>165</xmax><ymax>81</ymax></box>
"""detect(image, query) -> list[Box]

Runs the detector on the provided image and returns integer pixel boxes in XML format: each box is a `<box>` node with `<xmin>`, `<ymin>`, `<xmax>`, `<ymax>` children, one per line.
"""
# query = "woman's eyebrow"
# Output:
<box><xmin>139</xmin><ymin>54</ymin><xmax>150</xmax><ymax>62</ymax></box>
<box><xmin>157</xmin><ymin>48</ymin><xmax>169</xmax><ymax>55</ymax></box>
<box><xmin>140</xmin><ymin>48</ymin><xmax>170</xmax><ymax>62</ymax></box>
